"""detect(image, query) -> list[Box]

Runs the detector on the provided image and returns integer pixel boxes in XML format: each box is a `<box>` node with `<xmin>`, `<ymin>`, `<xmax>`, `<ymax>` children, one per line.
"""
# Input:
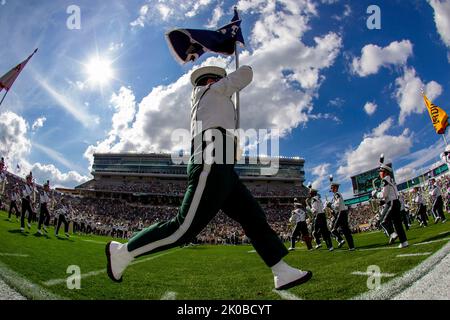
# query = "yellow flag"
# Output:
<box><xmin>423</xmin><ymin>94</ymin><xmax>448</xmax><ymax>135</ymax></box>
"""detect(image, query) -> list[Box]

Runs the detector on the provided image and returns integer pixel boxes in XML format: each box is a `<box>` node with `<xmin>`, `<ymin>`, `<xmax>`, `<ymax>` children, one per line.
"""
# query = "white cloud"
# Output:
<box><xmin>333</xmin><ymin>4</ymin><xmax>351</xmax><ymax>21</ymax></box>
<box><xmin>364</xmin><ymin>102</ymin><xmax>377</xmax><ymax>116</ymax></box>
<box><xmin>329</xmin><ymin>97</ymin><xmax>345</xmax><ymax>107</ymax></box>
<box><xmin>88</xmin><ymin>1</ymin><xmax>342</xmax><ymax>157</ymax></box>
<box><xmin>428</xmin><ymin>0</ymin><xmax>450</xmax><ymax>59</ymax></box>
<box><xmin>130</xmin><ymin>0</ymin><xmax>213</xmax><ymax>27</ymax></box>
<box><xmin>394</xmin><ymin>67</ymin><xmax>442</xmax><ymax>125</ymax></box>
<box><xmin>27</xmin><ymin>162</ymin><xmax>89</xmax><ymax>189</ymax></box>
<box><xmin>311</xmin><ymin>163</ymin><xmax>330</xmax><ymax>190</ymax></box>
<box><xmin>1</xmin><ymin>0</ymin><xmax>6</xmax><ymax>6</ymax></box>
<box><xmin>32</xmin><ymin>116</ymin><xmax>47</xmax><ymax>131</ymax></box>
<box><xmin>0</xmin><ymin>111</ymin><xmax>89</xmax><ymax>188</ymax></box>
<box><xmin>351</xmin><ymin>40</ymin><xmax>413</xmax><ymax>77</ymax></box>
<box><xmin>206</xmin><ymin>3</ymin><xmax>224</xmax><ymax>28</ymax></box>
<box><xmin>395</xmin><ymin>167</ymin><xmax>415</xmax><ymax>183</ymax></box>
<box><xmin>337</xmin><ymin>117</ymin><xmax>413</xmax><ymax>178</ymax></box>
<box><xmin>0</xmin><ymin>111</ymin><xmax>31</xmax><ymax>164</ymax></box>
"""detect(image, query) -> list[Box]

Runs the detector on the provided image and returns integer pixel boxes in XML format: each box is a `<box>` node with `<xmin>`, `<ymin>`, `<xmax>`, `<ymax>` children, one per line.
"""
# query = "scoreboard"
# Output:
<box><xmin>350</xmin><ymin>163</ymin><xmax>394</xmax><ymax>196</ymax></box>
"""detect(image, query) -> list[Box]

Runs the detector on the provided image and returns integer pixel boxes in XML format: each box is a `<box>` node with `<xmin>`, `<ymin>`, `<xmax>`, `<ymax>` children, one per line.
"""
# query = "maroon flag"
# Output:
<box><xmin>0</xmin><ymin>48</ymin><xmax>38</xmax><ymax>92</ymax></box>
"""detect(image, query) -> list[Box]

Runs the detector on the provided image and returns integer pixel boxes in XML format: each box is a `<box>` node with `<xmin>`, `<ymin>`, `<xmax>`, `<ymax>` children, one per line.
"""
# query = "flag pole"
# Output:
<box><xmin>0</xmin><ymin>90</ymin><xmax>9</xmax><ymax>107</ymax></box>
<box><xmin>234</xmin><ymin>6</ymin><xmax>240</xmax><ymax>129</ymax></box>
<box><xmin>442</xmin><ymin>133</ymin><xmax>448</xmax><ymax>146</ymax></box>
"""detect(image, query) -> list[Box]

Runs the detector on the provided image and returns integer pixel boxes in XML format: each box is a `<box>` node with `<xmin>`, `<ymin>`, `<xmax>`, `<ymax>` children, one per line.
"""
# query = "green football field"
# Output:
<box><xmin>0</xmin><ymin>210</ymin><xmax>449</xmax><ymax>300</ymax></box>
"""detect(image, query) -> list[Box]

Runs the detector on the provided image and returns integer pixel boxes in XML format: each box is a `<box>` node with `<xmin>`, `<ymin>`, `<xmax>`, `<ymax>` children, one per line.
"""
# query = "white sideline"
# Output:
<box><xmin>161</xmin><ymin>291</ymin><xmax>177</xmax><ymax>300</ymax></box>
<box><xmin>43</xmin><ymin>248</ymin><xmax>181</xmax><ymax>287</ymax></box>
<box><xmin>272</xmin><ymin>289</ymin><xmax>303</xmax><ymax>300</ymax></box>
<box><xmin>396</xmin><ymin>252</ymin><xmax>431</xmax><ymax>258</ymax></box>
<box><xmin>351</xmin><ymin>241</ymin><xmax>450</xmax><ymax>300</ymax></box>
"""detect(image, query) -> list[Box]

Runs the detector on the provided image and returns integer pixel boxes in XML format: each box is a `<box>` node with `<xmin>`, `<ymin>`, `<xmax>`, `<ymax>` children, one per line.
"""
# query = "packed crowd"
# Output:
<box><xmin>4</xmin><ymin>166</ymin><xmax>434</xmax><ymax>243</ymax></box>
<box><xmin>76</xmin><ymin>178</ymin><xmax>306</xmax><ymax>198</ymax></box>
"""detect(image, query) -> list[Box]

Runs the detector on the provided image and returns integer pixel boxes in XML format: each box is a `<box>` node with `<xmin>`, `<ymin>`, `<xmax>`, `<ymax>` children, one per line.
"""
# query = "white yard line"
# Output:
<box><xmin>412</xmin><ymin>237</ymin><xmax>449</xmax><ymax>246</ymax></box>
<box><xmin>351</xmin><ymin>271</ymin><xmax>396</xmax><ymax>277</ymax></box>
<box><xmin>0</xmin><ymin>253</ymin><xmax>29</xmax><ymax>257</ymax></box>
<box><xmin>396</xmin><ymin>252</ymin><xmax>432</xmax><ymax>258</ymax></box>
<box><xmin>161</xmin><ymin>291</ymin><xmax>177</xmax><ymax>300</ymax></box>
<box><xmin>43</xmin><ymin>248</ymin><xmax>181</xmax><ymax>287</ymax></box>
<box><xmin>272</xmin><ymin>289</ymin><xmax>303</xmax><ymax>300</ymax></box>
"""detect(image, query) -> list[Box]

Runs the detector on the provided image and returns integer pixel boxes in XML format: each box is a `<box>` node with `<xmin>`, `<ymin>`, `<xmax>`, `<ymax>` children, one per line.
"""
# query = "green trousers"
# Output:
<box><xmin>127</xmin><ymin>154</ymin><xmax>288</xmax><ymax>267</ymax></box>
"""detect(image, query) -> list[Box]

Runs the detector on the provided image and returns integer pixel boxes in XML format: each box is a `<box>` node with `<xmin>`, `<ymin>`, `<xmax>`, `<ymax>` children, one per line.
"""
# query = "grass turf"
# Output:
<box><xmin>0</xmin><ymin>210</ymin><xmax>448</xmax><ymax>300</ymax></box>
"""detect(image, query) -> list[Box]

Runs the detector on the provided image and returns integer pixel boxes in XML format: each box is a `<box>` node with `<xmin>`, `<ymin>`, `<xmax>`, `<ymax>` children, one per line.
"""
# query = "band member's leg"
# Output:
<box><xmin>221</xmin><ymin>176</ymin><xmax>288</xmax><ymax>267</ymax></box>
<box><xmin>390</xmin><ymin>201</ymin><xmax>407</xmax><ymax>243</ymax></box>
<box><xmin>336</xmin><ymin>211</ymin><xmax>354</xmax><ymax>249</ymax></box>
<box><xmin>436</xmin><ymin>196</ymin><xmax>446</xmax><ymax>220</ymax></box>
<box><xmin>331</xmin><ymin>213</ymin><xmax>344</xmax><ymax>244</ymax></box>
<box><xmin>290</xmin><ymin>223</ymin><xmax>301</xmax><ymax>249</ymax></box>
<box><xmin>56</xmin><ymin>215</ymin><xmax>63</xmax><ymax>235</ymax></box>
<box><xmin>299</xmin><ymin>221</ymin><xmax>312</xmax><ymax>250</ymax></box>
<box><xmin>317</xmin><ymin>213</ymin><xmax>332</xmax><ymax>249</ymax></box>
<box><xmin>127</xmin><ymin>163</ymin><xmax>235</xmax><ymax>258</ymax></box>
<box><xmin>312</xmin><ymin>217</ymin><xmax>321</xmax><ymax>246</ymax></box>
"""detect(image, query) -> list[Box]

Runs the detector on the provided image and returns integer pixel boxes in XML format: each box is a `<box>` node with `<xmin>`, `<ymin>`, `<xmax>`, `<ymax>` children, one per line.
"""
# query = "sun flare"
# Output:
<box><xmin>85</xmin><ymin>57</ymin><xmax>114</xmax><ymax>85</ymax></box>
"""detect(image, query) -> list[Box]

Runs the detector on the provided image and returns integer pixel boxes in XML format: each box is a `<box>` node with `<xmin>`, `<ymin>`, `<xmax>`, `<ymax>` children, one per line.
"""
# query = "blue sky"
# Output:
<box><xmin>1</xmin><ymin>0</ymin><xmax>450</xmax><ymax>198</ymax></box>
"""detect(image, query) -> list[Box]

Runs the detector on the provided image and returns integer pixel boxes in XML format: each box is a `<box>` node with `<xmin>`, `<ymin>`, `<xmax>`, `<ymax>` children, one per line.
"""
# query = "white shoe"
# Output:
<box><xmin>434</xmin><ymin>217</ymin><xmax>441</xmax><ymax>224</ymax></box>
<box><xmin>442</xmin><ymin>219</ymin><xmax>447</xmax><ymax>223</ymax></box>
<box><xmin>27</xmin><ymin>223</ymin><xmax>31</xmax><ymax>229</ymax></box>
<box><xmin>274</xmin><ymin>269</ymin><xmax>312</xmax><ymax>290</ymax></box>
<box><xmin>328</xmin><ymin>247</ymin><xmax>334</xmax><ymax>252</ymax></box>
<box><xmin>338</xmin><ymin>240</ymin><xmax>345</xmax><ymax>248</ymax></box>
<box><xmin>37</xmin><ymin>230</ymin><xmax>42</xmax><ymax>235</ymax></box>
<box><xmin>288</xmin><ymin>247</ymin><xmax>295</xmax><ymax>251</ymax></box>
<box><xmin>315</xmin><ymin>244</ymin><xmax>322</xmax><ymax>249</ymax></box>
<box><xmin>65</xmin><ymin>233</ymin><xmax>70</xmax><ymax>238</ymax></box>
<box><xmin>399</xmin><ymin>241</ymin><xmax>409</xmax><ymax>248</ymax></box>
<box><xmin>389</xmin><ymin>232</ymin><xmax>398</xmax><ymax>245</ymax></box>
<box><xmin>106</xmin><ymin>241</ymin><xmax>134</xmax><ymax>282</ymax></box>
<box><xmin>20</xmin><ymin>227</ymin><xmax>24</xmax><ymax>232</ymax></box>
<box><xmin>349</xmin><ymin>248</ymin><xmax>356</xmax><ymax>251</ymax></box>
<box><xmin>43</xmin><ymin>226</ymin><xmax>48</xmax><ymax>233</ymax></box>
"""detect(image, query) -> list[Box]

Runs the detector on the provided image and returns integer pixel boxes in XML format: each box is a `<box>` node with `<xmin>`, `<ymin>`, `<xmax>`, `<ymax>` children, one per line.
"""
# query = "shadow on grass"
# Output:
<box><xmin>419</xmin><ymin>232</ymin><xmax>450</xmax><ymax>243</ymax></box>
<box><xmin>8</xmin><ymin>229</ymin><xmax>28</xmax><ymax>236</ymax></box>
<box><xmin>56</xmin><ymin>237</ymin><xmax>75</xmax><ymax>242</ymax></box>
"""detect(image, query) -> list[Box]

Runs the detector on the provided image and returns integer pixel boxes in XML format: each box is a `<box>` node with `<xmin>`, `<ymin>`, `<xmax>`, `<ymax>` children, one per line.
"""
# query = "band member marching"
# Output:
<box><xmin>413</xmin><ymin>186</ymin><xmax>428</xmax><ymax>227</ymax></box>
<box><xmin>8</xmin><ymin>184</ymin><xmax>21</xmax><ymax>221</ymax></box>
<box><xmin>0</xmin><ymin>157</ymin><xmax>6</xmax><ymax>209</ymax></box>
<box><xmin>329</xmin><ymin>176</ymin><xmax>355</xmax><ymax>251</ymax></box>
<box><xmin>373</xmin><ymin>154</ymin><xmax>408</xmax><ymax>248</ymax></box>
<box><xmin>106</xmin><ymin>64</ymin><xmax>313</xmax><ymax>290</ymax></box>
<box><xmin>429</xmin><ymin>178</ymin><xmax>447</xmax><ymax>224</ymax></box>
<box><xmin>308</xmin><ymin>187</ymin><xmax>334</xmax><ymax>251</ymax></box>
<box><xmin>37</xmin><ymin>181</ymin><xmax>51</xmax><ymax>235</ymax></box>
<box><xmin>55</xmin><ymin>197</ymin><xmax>70</xmax><ymax>238</ymax></box>
<box><xmin>288</xmin><ymin>201</ymin><xmax>313</xmax><ymax>251</ymax></box>
<box><xmin>20</xmin><ymin>173</ymin><xmax>35</xmax><ymax>232</ymax></box>
<box><xmin>398</xmin><ymin>193</ymin><xmax>411</xmax><ymax>231</ymax></box>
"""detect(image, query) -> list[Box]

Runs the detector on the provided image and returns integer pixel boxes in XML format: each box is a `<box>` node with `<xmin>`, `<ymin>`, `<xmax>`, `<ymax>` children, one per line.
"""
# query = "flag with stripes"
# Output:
<box><xmin>423</xmin><ymin>94</ymin><xmax>449</xmax><ymax>135</ymax></box>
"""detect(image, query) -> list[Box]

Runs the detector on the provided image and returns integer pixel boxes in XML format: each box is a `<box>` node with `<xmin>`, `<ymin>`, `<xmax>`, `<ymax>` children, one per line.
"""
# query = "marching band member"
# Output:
<box><xmin>288</xmin><ymin>201</ymin><xmax>312</xmax><ymax>251</ymax></box>
<box><xmin>413</xmin><ymin>186</ymin><xmax>428</xmax><ymax>227</ymax></box>
<box><xmin>374</xmin><ymin>155</ymin><xmax>408</xmax><ymax>248</ymax></box>
<box><xmin>329</xmin><ymin>176</ymin><xmax>355</xmax><ymax>251</ymax></box>
<box><xmin>8</xmin><ymin>184</ymin><xmax>21</xmax><ymax>221</ymax></box>
<box><xmin>105</xmin><ymin>64</ymin><xmax>313</xmax><ymax>290</ymax></box>
<box><xmin>55</xmin><ymin>197</ymin><xmax>70</xmax><ymax>238</ymax></box>
<box><xmin>429</xmin><ymin>178</ymin><xmax>447</xmax><ymax>224</ymax></box>
<box><xmin>37</xmin><ymin>182</ymin><xmax>51</xmax><ymax>235</ymax></box>
<box><xmin>308</xmin><ymin>187</ymin><xmax>334</xmax><ymax>251</ymax></box>
<box><xmin>20</xmin><ymin>173</ymin><xmax>35</xmax><ymax>232</ymax></box>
